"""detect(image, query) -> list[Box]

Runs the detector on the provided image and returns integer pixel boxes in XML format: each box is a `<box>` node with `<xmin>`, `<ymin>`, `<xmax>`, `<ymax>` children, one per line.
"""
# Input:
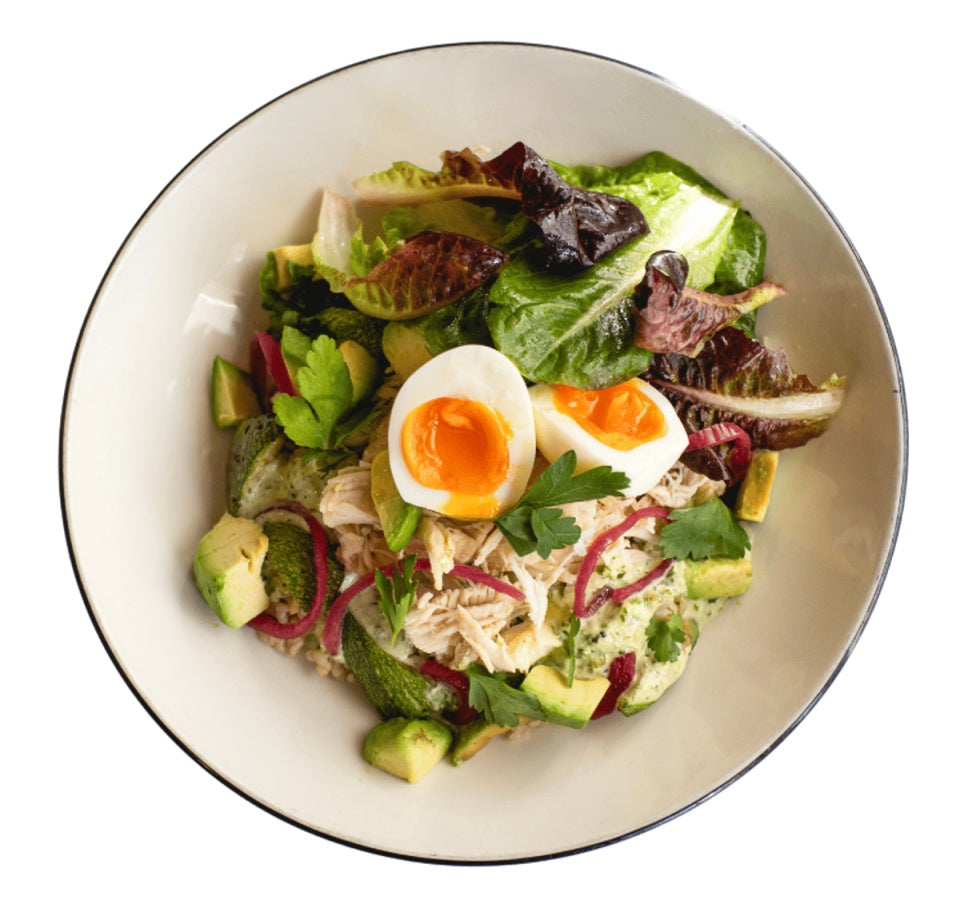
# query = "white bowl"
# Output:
<box><xmin>60</xmin><ymin>43</ymin><xmax>906</xmax><ymax>864</ymax></box>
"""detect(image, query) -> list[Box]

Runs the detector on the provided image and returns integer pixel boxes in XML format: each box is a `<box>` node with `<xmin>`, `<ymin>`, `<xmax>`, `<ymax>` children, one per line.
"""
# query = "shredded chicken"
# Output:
<box><xmin>316</xmin><ymin>456</ymin><xmax>722</xmax><ymax>672</ymax></box>
<box><xmin>318</xmin><ymin>462</ymin><xmax>379</xmax><ymax>528</ymax></box>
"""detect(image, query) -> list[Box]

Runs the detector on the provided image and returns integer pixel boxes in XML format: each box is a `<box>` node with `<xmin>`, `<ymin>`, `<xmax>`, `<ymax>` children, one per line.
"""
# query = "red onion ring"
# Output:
<box><xmin>323</xmin><ymin>557</ymin><xmax>524</xmax><ymax>655</ymax></box>
<box><xmin>573</xmin><ymin>506</ymin><xmax>670</xmax><ymax>620</ymax></box>
<box><xmin>685</xmin><ymin>421</ymin><xmax>751</xmax><ymax>473</ymax></box>
<box><xmin>248</xmin><ymin>501</ymin><xmax>329</xmax><ymax>640</ymax></box>
<box><xmin>591</xmin><ymin>651</ymin><xmax>637</xmax><ymax>719</ymax></box>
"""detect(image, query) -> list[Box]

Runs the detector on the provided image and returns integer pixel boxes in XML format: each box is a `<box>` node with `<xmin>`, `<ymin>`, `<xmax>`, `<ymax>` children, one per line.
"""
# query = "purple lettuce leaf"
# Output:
<box><xmin>484</xmin><ymin>142</ymin><xmax>649</xmax><ymax>269</ymax></box>
<box><xmin>645</xmin><ymin>327</ymin><xmax>845</xmax><ymax>483</ymax></box>
<box><xmin>633</xmin><ymin>251</ymin><xmax>786</xmax><ymax>356</ymax></box>
<box><xmin>353</xmin><ymin>142</ymin><xmax>648</xmax><ymax>270</ymax></box>
<box><xmin>341</xmin><ymin>230</ymin><xmax>508</xmax><ymax>320</ymax></box>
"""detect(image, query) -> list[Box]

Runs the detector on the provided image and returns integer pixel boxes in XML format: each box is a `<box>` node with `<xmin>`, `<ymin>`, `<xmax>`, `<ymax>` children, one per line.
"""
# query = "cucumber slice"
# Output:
<box><xmin>226</xmin><ymin>415</ymin><xmax>285</xmax><ymax>515</ymax></box>
<box><xmin>341</xmin><ymin>611</ymin><xmax>455</xmax><ymax>719</ymax></box>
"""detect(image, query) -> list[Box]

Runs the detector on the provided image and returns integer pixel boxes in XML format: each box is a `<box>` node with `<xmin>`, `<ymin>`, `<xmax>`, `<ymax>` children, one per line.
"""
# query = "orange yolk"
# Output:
<box><xmin>551</xmin><ymin>380</ymin><xmax>666</xmax><ymax>451</ymax></box>
<box><xmin>401</xmin><ymin>396</ymin><xmax>513</xmax><ymax>518</ymax></box>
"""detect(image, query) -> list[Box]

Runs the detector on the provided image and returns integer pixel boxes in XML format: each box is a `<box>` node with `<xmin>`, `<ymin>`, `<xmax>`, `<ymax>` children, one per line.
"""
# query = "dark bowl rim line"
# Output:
<box><xmin>58</xmin><ymin>40</ymin><xmax>908</xmax><ymax>867</ymax></box>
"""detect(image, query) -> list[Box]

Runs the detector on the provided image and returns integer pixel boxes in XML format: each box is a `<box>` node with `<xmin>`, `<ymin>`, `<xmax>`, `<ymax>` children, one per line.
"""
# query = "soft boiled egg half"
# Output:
<box><xmin>528</xmin><ymin>378</ymin><xmax>688</xmax><ymax>497</ymax></box>
<box><xmin>388</xmin><ymin>345</ymin><xmax>537</xmax><ymax>519</ymax></box>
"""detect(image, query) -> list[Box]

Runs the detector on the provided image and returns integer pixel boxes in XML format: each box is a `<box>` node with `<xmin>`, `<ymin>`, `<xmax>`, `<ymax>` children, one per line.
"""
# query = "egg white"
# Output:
<box><xmin>528</xmin><ymin>378</ymin><xmax>688</xmax><ymax>497</ymax></box>
<box><xmin>387</xmin><ymin>345</ymin><xmax>537</xmax><ymax>518</ymax></box>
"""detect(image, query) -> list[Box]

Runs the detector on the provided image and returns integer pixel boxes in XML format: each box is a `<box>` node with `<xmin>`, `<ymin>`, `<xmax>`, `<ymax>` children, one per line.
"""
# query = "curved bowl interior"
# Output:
<box><xmin>61</xmin><ymin>43</ymin><xmax>904</xmax><ymax>863</ymax></box>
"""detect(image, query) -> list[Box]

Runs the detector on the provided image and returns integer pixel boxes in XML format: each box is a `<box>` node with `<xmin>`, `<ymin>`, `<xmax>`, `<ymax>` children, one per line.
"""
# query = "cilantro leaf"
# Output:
<box><xmin>645</xmin><ymin>612</ymin><xmax>687</xmax><ymax>663</ymax></box>
<box><xmin>563</xmin><ymin>616</ymin><xmax>581</xmax><ymax>687</ymax></box>
<box><xmin>272</xmin><ymin>331</ymin><xmax>354</xmax><ymax>449</ymax></box>
<box><xmin>374</xmin><ymin>555</ymin><xmax>418</xmax><ymax>644</ymax></box>
<box><xmin>494</xmin><ymin>451</ymin><xmax>629</xmax><ymax>559</ymax></box>
<box><xmin>466</xmin><ymin>666</ymin><xmax>547</xmax><ymax>727</ymax></box>
<box><xmin>659</xmin><ymin>496</ymin><xmax>751</xmax><ymax>561</ymax></box>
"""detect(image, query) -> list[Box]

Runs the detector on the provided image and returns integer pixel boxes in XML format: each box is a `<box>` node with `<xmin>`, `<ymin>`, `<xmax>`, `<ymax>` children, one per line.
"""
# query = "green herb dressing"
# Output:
<box><xmin>546</xmin><ymin>548</ymin><xmax>727</xmax><ymax>711</ymax></box>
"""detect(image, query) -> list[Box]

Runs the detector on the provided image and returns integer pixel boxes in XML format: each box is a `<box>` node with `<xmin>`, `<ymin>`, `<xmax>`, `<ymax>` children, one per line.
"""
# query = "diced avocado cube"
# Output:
<box><xmin>451</xmin><ymin>716</ymin><xmax>516</xmax><ymax>765</ymax></box>
<box><xmin>381</xmin><ymin>322</ymin><xmax>433</xmax><ymax>380</ymax></box>
<box><xmin>337</xmin><ymin>339</ymin><xmax>380</xmax><ymax>405</ymax></box>
<box><xmin>684</xmin><ymin>556</ymin><xmax>752</xmax><ymax>599</ymax></box>
<box><xmin>520</xmin><ymin>665</ymin><xmax>610</xmax><ymax>729</ymax></box>
<box><xmin>211</xmin><ymin>356</ymin><xmax>261</xmax><ymax>429</ymax></box>
<box><xmin>193</xmin><ymin>513</ymin><xmax>270</xmax><ymax>628</ymax></box>
<box><xmin>363</xmin><ymin>717</ymin><xmax>453</xmax><ymax>783</ymax></box>
<box><xmin>370</xmin><ymin>450</ymin><xmax>422</xmax><ymax>552</ymax></box>
<box><xmin>272</xmin><ymin>243</ymin><xmax>315</xmax><ymax>290</ymax></box>
<box><xmin>735</xmin><ymin>450</ymin><xmax>779</xmax><ymax>522</ymax></box>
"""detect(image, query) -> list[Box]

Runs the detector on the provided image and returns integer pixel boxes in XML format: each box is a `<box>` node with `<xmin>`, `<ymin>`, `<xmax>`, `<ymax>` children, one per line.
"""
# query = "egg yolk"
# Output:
<box><xmin>551</xmin><ymin>380</ymin><xmax>666</xmax><ymax>451</ymax></box>
<box><xmin>401</xmin><ymin>396</ymin><xmax>513</xmax><ymax>518</ymax></box>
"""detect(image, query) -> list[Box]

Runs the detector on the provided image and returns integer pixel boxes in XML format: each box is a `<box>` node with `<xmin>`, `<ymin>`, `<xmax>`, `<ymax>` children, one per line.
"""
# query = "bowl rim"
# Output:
<box><xmin>58</xmin><ymin>40</ymin><xmax>909</xmax><ymax>866</ymax></box>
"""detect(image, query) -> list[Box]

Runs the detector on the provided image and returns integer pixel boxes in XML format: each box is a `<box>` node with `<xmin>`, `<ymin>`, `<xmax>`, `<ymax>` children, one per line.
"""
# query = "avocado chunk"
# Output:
<box><xmin>370</xmin><ymin>450</ymin><xmax>422</xmax><ymax>552</ymax></box>
<box><xmin>271</xmin><ymin>243</ymin><xmax>315</xmax><ymax>290</ymax></box>
<box><xmin>735</xmin><ymin>450</ymin><xmax>779</xmax><ymax>522</ymax></box>
<box><xmin>520</xmin><ymin>665</ymin><xmax>610</xmax><ymax>729</ymax></box>
<box><xmin>381</xmin><ymin>322</ymin><xmax>433</xmax><ymax>380</ymax></box>
<box><xmin>451</xmin><ymin>716</ymin><xmax>525</xmax><ymax>765</ymax></box>
<box><xmin>337</xmin><ymin>339</ymin><xmax>380</xmax><ymax>405</ymax></box>
<box><xmin>684</xmin><ymin>556</ymin><xmax>752</xmax><ymax>599</ymax></box>
<box><xmin>193</xmin><ymin>513</ymin><xmax>270</xmax><ymax>628</ymax></box>
<box><xmin>211</xmin><ymin>356</ymin><xmax>261</xmax><ymax>429</ymax></box>
<box><xmin>363</xmin><ymin>716</ymin><xmax>453</xmax><ymax>783</ymax></box>
<box><xmin>226</xmin><ymin>415</ymin><xmax>286</xmax><ymax>515</ymax></box>
<box><xmin>341</xmin><ymin>612</ymin><xmax>456</xmax><ymax>719</ymax></box>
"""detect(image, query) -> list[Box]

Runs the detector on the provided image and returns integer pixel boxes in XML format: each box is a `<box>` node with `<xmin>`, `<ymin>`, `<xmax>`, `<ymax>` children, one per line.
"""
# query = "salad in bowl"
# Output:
<box><xmin>193</xmin><ymin>141</ymin><xmax>845</xmax><ymax>783</ymax></box>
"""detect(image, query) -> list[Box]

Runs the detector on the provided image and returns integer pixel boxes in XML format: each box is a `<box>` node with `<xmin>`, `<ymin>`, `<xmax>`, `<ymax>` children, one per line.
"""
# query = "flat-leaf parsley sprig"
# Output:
<box><xmin>494</xmin><ymin>451</ymin><xmax>630</xmax><ymax>558</ymax></box>
<box><xmin>466</xmin><ymin>665</ymin><xmax>546</xmax><ymax>727</ymax></box>
<box><xmin>659</xmin><ymin>496</ymin><xmax>750</xmax><ymax>561</ymax></box>
<box><xmin>374</xmin><ymin>555</ymin><xmax>418</xmax><ymax>643</ymax></box>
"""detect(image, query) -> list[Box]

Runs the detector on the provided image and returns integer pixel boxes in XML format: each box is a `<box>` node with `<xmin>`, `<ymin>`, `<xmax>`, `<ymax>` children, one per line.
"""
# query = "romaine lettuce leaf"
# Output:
<box><xmin>414</xmin><ymin>287</ymin><xmax>495</xmax><ymax>355</ymax></box>
<box><xmin>313</xmin><ymin>189</ymin><xmax>507</xmax><ymax>320</ymax></box>
<box><xmin>353</xmin><ymin>147</ymin><xmax>522</xmax><ymax>205</ymax></box>
<box><xmin>381</xmin><ymin>199</ymin><xmax>516</xmax><ymax>248</ymax></box>
<box><xmin>354</xmin><ymin>143</ymin><xmax>648</xmax><ymax>270</ymax></box>
<box><xmin>488</xmin><ymin>163</ymin><xmax>740</xmax><ymax>388</ymax></box>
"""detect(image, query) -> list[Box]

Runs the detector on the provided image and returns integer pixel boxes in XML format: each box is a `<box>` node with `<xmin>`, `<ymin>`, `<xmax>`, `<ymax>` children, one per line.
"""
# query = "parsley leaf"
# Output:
<box><xmin>520</xmin><ymin>450</ymin><xmax>629</xmax><ymax>507</ymax></box>
<box><xmin>374</xmin><ymin>555</ymin><xmax>418</xmax><ymax>644</ymax></box>
<box><xmin>645</xmin><ymin>612</ymin><xmax>687</xmax><ymax>663</ymax></box>
<box><xmin>563</xmin><ymin>616</ymin><xmax>581</xmax><ymax>687</ymax></box>
<box><xmin>530</xmin><ymin>506</ymin><xmax>580</xmax><ymax>558</ymax></box>
<box><xmin>659</xmin><ymin>496</ymin><xmax>751</xmax><ymax>561</ymax></box>
<box><xmin>466</xmin><ymin>666</ymin><xmax>547</xmax><ymax>727</ymax></box>
<box><xmin>272</xmin><ymin>332</ymin><xmax>354</xmax><ymax>449</ymax></box>
<box><xmin>494</xmin><ymin>451</ymin><xmax>629</xmax><ymax>558</ymax></box>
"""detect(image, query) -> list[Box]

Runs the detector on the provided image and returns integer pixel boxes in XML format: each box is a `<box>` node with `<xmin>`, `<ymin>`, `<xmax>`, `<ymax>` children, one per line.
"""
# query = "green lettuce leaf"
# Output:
<box><xmin>381</xmin><ymin>199</ymin><xmax>516</xmax><ymax>248</ymax></box>
<box><xmin>487</xmin><ymin>153</ymin><xmax>741</xmax><ymax>388</ymax></box>
<box><xmin>313</xmin><ymin>189</ymin><xmax>507</xmax><ymax>321</ymax></box>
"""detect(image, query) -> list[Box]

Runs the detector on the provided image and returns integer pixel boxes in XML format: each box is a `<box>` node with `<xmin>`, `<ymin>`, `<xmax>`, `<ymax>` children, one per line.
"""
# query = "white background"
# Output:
<box><xmin>5</xmin><ymin>2</ymin><xmax>955</xmax><ymax>920</ymax></box>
